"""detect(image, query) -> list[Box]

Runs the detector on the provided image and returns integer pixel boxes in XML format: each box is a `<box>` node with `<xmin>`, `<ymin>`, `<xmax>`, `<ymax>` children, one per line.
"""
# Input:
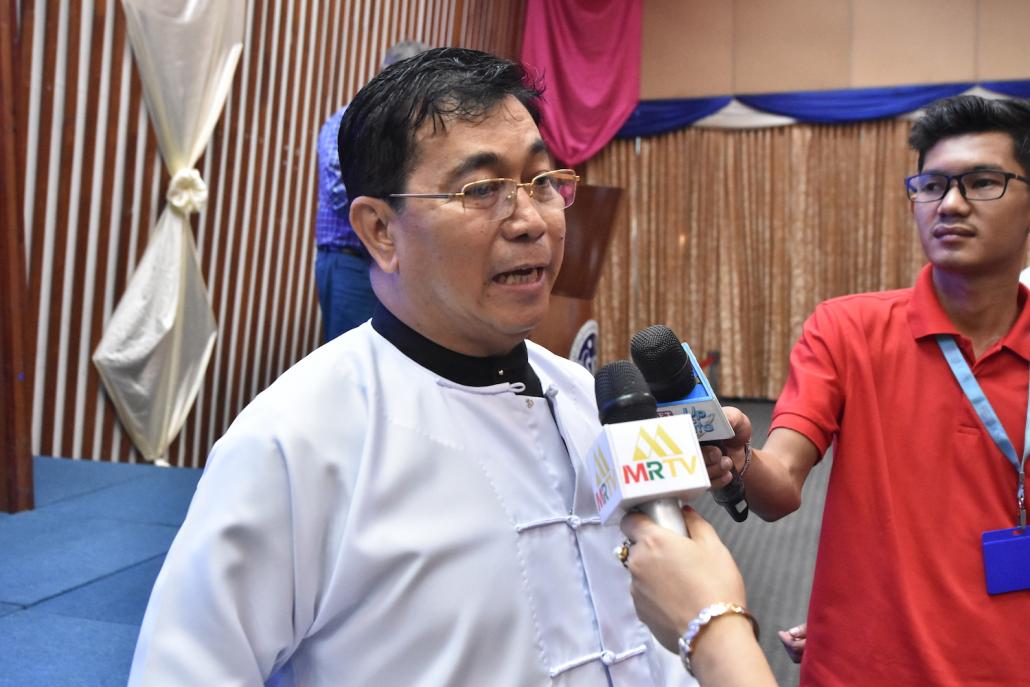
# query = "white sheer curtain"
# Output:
<box><xmin>93</xmin><ymin>0</ymin><xmax>245</xmax><ymax>461</ymax></box>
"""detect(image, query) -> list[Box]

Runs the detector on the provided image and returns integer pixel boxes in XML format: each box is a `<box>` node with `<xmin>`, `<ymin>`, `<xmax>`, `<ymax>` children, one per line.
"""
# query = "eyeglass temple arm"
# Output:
<box><xmin>389</xmin><ymin>192</ymin><xmax>458</xmax><ymax>199</ymax></box>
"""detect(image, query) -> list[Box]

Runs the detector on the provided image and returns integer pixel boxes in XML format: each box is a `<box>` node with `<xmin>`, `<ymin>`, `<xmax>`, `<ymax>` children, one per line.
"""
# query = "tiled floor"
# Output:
<box><xmin>0</xmin><ymin>457</ymin><xmax>200</xmax><ymax>687</ymax></box>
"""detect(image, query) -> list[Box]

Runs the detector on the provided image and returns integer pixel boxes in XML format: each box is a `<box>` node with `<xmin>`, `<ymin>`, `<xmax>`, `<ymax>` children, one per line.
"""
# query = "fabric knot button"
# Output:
<box><xmin>567</xmin><ymin>515</ymin><xmax>581</xmax><ymax>529</ymax></box>
<box><xmin>166</xmin><ymin>168</ymin><xmax>209</xmax><ymax>214</ymax></box>
<box><xmin>600</xmin><ymin>651</ymin><xmax>616</xmax><ymax>665</ymax></box>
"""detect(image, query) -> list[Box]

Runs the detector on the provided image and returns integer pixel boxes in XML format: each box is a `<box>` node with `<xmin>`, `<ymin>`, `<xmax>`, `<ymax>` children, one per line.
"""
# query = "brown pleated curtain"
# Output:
<box><xmin>584</xmin><ymin>118</ymin><xmax>928</xmax><ymax>399</ymax></box>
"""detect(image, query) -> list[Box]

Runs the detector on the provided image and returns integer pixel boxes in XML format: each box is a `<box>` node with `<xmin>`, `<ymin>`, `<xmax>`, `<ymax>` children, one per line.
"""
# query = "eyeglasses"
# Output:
<box><xmin>389</xmin><ymin>169</ymin><xmax>580</xmax><ymax>220</ymax></box>
<box><xmin>905</xmin><ymin>170</ymin><xmax>1030</xmax><ymax>203</ymax></box>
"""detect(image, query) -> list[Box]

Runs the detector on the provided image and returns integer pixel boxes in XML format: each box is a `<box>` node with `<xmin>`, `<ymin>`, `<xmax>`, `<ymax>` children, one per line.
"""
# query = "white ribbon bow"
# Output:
<box><xmin>166</xmin><ymin>168</ymin><xmax>209</xmax><ymax>214</ymax></box>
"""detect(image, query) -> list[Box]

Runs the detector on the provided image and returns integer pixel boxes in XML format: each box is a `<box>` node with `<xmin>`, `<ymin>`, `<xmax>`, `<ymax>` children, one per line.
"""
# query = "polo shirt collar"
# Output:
<box><xmin>907</xmin><ymin>263</ymin><xmax>1030</xmax><ymax>361</ymax></box>
<box><xmin>371</xmin><ymin>303</ymin><xmax>544</xmax><ymax>396</ymax></box>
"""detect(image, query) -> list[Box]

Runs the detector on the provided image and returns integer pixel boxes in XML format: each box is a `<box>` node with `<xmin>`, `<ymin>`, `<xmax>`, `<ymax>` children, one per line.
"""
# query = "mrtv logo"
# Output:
<box><xmin>586</xmin><ymin>415</ymin><xmax>711</xmax><ymax>525</ymax></box>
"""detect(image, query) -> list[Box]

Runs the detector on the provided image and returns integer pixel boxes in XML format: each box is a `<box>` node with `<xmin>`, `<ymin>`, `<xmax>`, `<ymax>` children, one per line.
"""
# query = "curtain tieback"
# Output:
<box><xmin>166</xmin><ymin>168</ymin><xmax>209</xmax><ymax>214</ymax></box>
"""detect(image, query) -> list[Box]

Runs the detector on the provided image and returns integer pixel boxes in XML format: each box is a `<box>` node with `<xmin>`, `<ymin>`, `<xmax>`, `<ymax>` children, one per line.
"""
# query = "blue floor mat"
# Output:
<box><xmin>0</xmin><ymin>510</ymin><xmax>177</xmax><ymax>606</ymax></box>
<box><xmin>0</xmin><ymin>608</ymin><xmax>139</xmax><ymax>687</ymax></box>
<box><xmin>38</xmin><ymin>466</ymin><xmax>202</xmax><ymax>527</ymax></box>
<box><xmin>32</xmin><ymin>456</ymin><xmax>152</xmax><ymax>507</ymax></box>
<box><xmin>34</xmin><ymin>555</ymin><xmax>165</xmax><ymax>626</ymax></box>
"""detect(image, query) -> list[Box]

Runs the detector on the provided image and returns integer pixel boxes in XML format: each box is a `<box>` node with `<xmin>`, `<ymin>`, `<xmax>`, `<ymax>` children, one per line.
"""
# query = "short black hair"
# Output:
<box><xmin>909</xmin><ymin>95</ymin><xmax>1030</xmax><ymax>175</ymax></box>
<box><xmin>339</xmin><ymin>47</ymin><xmax>544</xmax><ymax>206</ymax></box>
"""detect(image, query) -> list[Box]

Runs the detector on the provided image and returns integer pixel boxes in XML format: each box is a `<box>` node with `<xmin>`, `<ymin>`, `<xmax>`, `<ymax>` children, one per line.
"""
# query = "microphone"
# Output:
<box><xmin>589</xmin><ymin>359</ymin><xmax>711</xmax><ymax>535</ymax></box>
<box><xmin>631</xmin><ymin>325</ymin><xmax>749</xmax><ymax>522</ymax></box>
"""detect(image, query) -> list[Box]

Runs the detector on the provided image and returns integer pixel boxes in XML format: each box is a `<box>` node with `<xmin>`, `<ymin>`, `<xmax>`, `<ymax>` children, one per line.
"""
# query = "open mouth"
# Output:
<box><xmin>494</xmin><ymin>266</ymin><xmax>544</xmax><ymax>285</ymax></box>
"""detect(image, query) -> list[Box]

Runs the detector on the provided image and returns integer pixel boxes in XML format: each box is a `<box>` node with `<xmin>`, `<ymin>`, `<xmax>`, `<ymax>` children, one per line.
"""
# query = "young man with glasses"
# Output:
<box><xmin>698</xmin><ymin>95</ymin><xmax>1030</xmax><ymax>685</ymax></box>
<box><xmin>129</xmin><ymin>48</ymin><xmax>692</xmax><ymax>687</ymax></box>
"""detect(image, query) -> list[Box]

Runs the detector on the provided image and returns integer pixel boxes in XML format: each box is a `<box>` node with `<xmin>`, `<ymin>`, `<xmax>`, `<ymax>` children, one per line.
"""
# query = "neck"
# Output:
<box><xmin>932</xmin><ymin>266</ymin><xmax>1022</xmax><ymax>357</ymax></box>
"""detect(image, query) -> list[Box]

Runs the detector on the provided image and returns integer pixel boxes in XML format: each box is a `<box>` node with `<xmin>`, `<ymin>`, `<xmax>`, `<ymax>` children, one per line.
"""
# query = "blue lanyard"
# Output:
<box><xmin>937</xmin><ymin>335</ymin><xmax>1029</xmax><ymax>527</ymax></box>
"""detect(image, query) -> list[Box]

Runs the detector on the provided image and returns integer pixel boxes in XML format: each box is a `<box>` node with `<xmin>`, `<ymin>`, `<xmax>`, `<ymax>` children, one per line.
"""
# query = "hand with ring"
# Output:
<box><xmin>614</xmin><ymin>539</ymin><xmax>633</xmax><ymax>567</ymax></box>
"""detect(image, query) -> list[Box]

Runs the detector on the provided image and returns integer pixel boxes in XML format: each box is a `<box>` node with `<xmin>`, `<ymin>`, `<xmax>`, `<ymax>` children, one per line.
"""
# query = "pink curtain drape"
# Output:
<box><xmin>520</xmin><ymin>0</ymin><xmax>641</xmax><ymax>167</ymax></box>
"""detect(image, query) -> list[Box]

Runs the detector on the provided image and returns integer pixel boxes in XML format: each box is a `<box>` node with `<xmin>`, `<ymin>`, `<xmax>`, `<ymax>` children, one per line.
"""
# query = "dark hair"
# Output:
<box><xmin>338</xmin><ymin>47</ymin><xmax>543</xmax><ymax>205</ymax></box>
<box><xmin>909</xmin><ymin>95</ymin><xmax>1030</xmax><ymax>175</ymax></box>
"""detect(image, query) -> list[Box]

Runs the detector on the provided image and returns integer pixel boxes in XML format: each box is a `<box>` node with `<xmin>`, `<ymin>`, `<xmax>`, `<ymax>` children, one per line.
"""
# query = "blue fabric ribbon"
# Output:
<box><xmin>615</xmin><ymin>79</ymin><xmax>1030</xmax><ymax>138</ymax></box>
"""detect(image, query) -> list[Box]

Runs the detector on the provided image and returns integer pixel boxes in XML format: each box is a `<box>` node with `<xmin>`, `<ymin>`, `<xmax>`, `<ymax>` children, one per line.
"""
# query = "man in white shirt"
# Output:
<box><xmin>128</xmin><ymin>47</ymin><xmax>694</xmax><ymax>686</ymax></box>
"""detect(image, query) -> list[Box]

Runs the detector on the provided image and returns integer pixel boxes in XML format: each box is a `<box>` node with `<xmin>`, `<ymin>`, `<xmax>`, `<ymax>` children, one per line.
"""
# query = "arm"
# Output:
<box><xmin>620</xmin><ymin>508</ymin><xmax>776</xmax><ymax>687</ymax></box>
<box><xmin>128</xmin><ymin>434</ymin><xmax>298</xmax><ymax>685</ymax></box>
<box><xmin>703</xmin><ymin>409</ymin><xmax>820</xmax><ymax>521</ymax></box>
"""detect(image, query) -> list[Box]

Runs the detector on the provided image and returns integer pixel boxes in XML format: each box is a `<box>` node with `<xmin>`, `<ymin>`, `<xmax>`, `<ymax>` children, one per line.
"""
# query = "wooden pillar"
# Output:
<box><xmin>1</xmin><ymin>0</ymin><xmax>33</xmax><ymax>512</ymax></box>
<box><xmin>531</xmin><ymin>184</ymin><xmax>622</xmax><ymax>369</ymax></box>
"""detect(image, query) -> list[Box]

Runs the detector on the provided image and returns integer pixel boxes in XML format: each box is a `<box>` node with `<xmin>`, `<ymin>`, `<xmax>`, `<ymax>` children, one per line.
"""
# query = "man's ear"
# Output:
<box><xmin>350</xmin><ymin>196</ymin><xmax>399</xmax><ymax>273</ymax></box>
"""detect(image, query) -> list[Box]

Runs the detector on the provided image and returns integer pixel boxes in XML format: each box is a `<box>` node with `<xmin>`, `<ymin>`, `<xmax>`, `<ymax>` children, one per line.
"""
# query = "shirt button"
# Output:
<box><xmin>525</xmin><ymin>399</ymin><xmax>534</xmax><ymax>408</ymax></box>
<box><xmin>600</xmin><ymin>650</ymin><xmax>616</xmax><ymax>665</ymax></box>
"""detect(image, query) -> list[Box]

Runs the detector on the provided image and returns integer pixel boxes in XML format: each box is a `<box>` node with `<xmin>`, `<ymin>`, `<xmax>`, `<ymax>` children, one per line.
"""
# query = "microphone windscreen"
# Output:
<box><xmin>630</xmin><ymin>325</ymin><xmax>697</xmax><ymax>402</ymax></box>
<box><xmin>594</xmin><ymin>360</ymin><xmax>658</xmax><ymax>425</ymax></box>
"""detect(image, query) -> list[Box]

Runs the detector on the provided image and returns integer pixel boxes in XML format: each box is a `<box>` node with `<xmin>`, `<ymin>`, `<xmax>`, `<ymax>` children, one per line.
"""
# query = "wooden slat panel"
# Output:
<box><xmin>17</xmin><ymin>0</ymin><xmax>530</xmax><ymax>468</ymax></box>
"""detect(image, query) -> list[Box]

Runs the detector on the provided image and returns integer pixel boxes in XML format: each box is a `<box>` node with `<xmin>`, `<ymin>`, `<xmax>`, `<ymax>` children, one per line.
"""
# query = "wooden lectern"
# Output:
<box><xmin>530</xmin><ymin>184</ymin><xmax>623</xmax><ymax>369</ymax></box>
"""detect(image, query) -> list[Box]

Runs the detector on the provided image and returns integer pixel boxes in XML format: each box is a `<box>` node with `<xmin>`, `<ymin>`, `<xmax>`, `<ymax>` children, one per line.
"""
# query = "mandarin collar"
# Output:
<box><xmin>371</xmin><ymin>304</ymin><xmax>544</xmax><ymax>396</ymax></box>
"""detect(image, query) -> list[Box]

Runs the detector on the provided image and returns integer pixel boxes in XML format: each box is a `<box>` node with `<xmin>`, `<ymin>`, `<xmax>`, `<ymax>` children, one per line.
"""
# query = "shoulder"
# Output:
<box><xmin>805</xmin><ymin>286</ymin><xmax>914</xmax><ymax>335</ymax></box>
<box><xmin>219</xmin><ymin>324</ymin><xmax>388</xmax><ymax>457</ymax></box>
<box><xmin>318</xmin><ymin>106</ymin><xmax>347</xmax><ymax>144</ymax></box>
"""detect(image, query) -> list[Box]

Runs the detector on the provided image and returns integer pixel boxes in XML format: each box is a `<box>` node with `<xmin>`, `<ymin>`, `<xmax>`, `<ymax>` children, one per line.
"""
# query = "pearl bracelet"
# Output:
<box><xmin>677</xmin><ymin>602</ymin><xmax>760</xmax><ymax>676</ymax></box>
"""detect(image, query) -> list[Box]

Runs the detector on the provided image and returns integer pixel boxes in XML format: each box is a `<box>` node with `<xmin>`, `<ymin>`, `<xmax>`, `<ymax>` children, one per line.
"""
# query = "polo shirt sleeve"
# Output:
<box><xmin>770</xmin><ymin>302</ymin><xmax>846</xmax><ymax>457</ymax></box>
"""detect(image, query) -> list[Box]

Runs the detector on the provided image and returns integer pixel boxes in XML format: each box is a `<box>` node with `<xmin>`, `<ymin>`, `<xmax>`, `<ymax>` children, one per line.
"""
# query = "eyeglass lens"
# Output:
<box><xmin>462</xmin><ymin>172</ymin><xmax>577</xmax><ymax>215</ymax></box>
<box><xmin>907</xmin><ymin>171</ymin><xmax>1011</xmax><ymax>202</ymax></box>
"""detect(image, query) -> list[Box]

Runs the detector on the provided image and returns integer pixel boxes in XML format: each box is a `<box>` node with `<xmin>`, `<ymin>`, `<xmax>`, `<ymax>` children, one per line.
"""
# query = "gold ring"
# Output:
<box><xmin>613</xmin><ymin>540</ymin><xmax>632</xmax><ymax>567</ymax></box>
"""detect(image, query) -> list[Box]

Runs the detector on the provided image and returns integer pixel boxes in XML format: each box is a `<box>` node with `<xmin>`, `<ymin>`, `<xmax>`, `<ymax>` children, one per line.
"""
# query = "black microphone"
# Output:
<box><xmin>594</xmin><ymin>360</ymin><xmax>689</xmax><ymax>535</ymax></box>
<box><xmin>631</xmin><ymin>325</ymin><xmax>749</xmax><ymax>522</ymax></box>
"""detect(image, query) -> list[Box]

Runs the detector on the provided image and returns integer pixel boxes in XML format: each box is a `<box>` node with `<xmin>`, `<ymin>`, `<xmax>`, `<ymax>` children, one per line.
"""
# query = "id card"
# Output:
<box><xmin>982</xmin><ymin>527</ymin><xmax>1030</xmax><ymax>595</ymax></box>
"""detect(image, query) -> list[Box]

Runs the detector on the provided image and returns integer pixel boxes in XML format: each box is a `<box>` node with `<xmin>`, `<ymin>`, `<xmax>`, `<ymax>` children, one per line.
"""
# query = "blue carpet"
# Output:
<box><xmin>39</xmin><ymin>465</ymin><xmax>202</xmax><ymax>526</ymax></box>
<box><xmin>0</xmin><ymin>509</ymin><xmax>178</xmax><ymax>606</ymax></box>
<box><xmin>34</xmin><ymin>555</ymin><xmax>165</xmax><ymax>626</ymax></box>
<box><xmin>0</xmin><ymin>602</ymin><xmax>20</xmax><ymax>618</ymax></box>
<box><xmin>32</xmin><ymin>455</ymin><xmax>151</xmax><ymax>507</ymax></box>
<box><xmin>0</xmin><ymin>609</ymin><xmax>139</xmax><ymax>687</ymax></box>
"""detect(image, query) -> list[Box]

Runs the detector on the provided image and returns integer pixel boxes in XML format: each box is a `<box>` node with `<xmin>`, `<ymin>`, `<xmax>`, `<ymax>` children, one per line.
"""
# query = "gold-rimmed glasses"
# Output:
<box><xmin>389</xmin><ymin>169</ymin><xmax>579</xmax><ymax>220</ymax></box>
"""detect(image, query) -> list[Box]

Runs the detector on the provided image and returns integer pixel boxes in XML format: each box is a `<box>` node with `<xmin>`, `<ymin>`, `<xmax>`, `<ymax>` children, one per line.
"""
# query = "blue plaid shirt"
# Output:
<box><xmin>316</xmin><ymin>107</ymin><xmax>364</xmax><ymax>252</ymax></box>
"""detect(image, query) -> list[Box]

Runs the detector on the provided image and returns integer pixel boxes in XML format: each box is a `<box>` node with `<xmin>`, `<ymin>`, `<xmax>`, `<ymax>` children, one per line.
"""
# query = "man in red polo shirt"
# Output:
<box><xmin>706</xmin><ymin>95</ymin><xmax>1030</xmax><ymax>686</ymax></box>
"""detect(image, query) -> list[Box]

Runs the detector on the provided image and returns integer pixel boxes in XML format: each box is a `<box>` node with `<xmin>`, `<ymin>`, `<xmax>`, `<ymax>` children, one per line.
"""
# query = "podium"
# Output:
<box><xmin>530</xmin><ymin>184</ymin><xmax>623</xmax><ymax>371</ymax></box>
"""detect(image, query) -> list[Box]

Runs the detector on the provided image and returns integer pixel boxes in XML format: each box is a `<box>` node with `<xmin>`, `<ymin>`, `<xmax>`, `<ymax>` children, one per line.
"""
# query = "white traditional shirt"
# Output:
<box><xmin>129</xmin><ymin>310</ymin><xmax>695</xmax><ymax>687</ymax></box>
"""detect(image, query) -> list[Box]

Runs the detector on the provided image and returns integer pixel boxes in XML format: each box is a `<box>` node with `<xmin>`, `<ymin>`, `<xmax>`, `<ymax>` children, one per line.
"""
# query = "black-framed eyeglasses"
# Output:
<box><xmin>389</xmin><ymin>169</ymin><xmax>580</xmax><ymax>220</ymax></box>
<box><xmin>905</xmin><ymin>170</ymin><xmax>1030</xmax><ymax>203</ymax></box>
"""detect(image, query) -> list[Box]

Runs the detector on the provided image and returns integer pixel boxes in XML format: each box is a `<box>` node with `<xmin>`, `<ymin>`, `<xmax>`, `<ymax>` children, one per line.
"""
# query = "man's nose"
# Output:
<box><xmin>502</xmin><ymin>185</ymin><xmax>548</xmax><ymax>239</ymax></box>
<box><xmin>937</xmin><ymin>178</ymin><xmax>971</xmax><ymax>213</ymax></box>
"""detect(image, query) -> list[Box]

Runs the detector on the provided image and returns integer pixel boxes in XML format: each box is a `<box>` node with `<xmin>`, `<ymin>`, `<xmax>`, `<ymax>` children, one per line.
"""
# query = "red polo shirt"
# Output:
<box><xmin>772</xmin><ymin>264</ymin><xmax>1030</xmax><ymax>687</ymax></box>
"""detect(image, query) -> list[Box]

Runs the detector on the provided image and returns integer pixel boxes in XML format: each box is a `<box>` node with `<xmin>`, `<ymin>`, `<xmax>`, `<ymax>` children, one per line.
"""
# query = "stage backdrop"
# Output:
<box><xmin>13</xmin><ymin>0</ymin><xmax>526</xmax><ymax>467</ymax></box>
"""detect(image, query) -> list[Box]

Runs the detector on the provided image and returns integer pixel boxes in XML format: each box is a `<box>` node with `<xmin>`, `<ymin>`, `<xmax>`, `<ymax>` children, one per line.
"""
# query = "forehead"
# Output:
<box><xmin>409</xmin><ymin>96</ymin><xmax>545</xmax><ymax>170</ymax></box>
<box><xmin>922</xmin><ymin>131</ymin><xmax>1018</xmax><ymax>172</ymax></box>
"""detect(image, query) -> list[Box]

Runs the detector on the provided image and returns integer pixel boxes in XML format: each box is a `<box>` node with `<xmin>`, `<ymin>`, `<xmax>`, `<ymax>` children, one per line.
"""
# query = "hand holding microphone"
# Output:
<box><xmin>590</xmin><ymin>360</ymin><xmax>711</xmax><ymax>536</ymax></box>
<box><xmin>630</xmin><ymin>325</ymin><xmax>749</xmax><ymax>522</ymax></box>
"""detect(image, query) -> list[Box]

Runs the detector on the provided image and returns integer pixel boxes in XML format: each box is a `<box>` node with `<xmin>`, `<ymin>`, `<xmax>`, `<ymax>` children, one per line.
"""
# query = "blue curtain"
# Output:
<box><xmin>616</xmin><ymin>80</ymin><xmax>1030</xmax><ymax>137</ymax></box>
<box><xmin>737</xmin><ymin>83</ymin><xmax>973</xmax><ymax>124</ymax></box>
<box><xmin>982</xmin><ymin>80</ymin><xmax>1030</xmax><ymax>99</ymax></box>
<box><xmin>615</xmin><ymin>96</ymin><xmax>732</xmax><ymax>138</ymax></box>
